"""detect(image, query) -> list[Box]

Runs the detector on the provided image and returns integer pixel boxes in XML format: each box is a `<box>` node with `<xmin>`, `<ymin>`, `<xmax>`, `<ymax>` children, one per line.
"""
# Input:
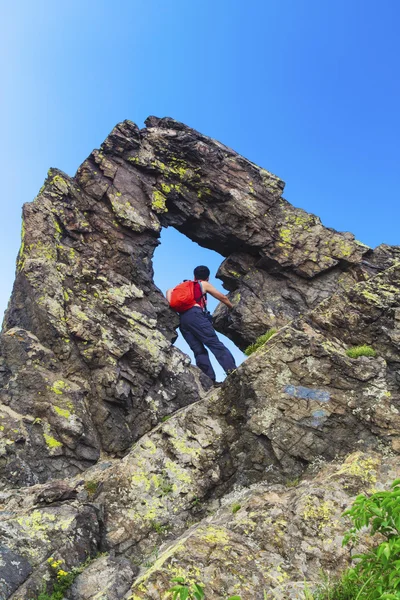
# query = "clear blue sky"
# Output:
<box><xmin>1</xmin><ymin>0</ymin><xmax>399</xmax><ymax>378</ymax></box>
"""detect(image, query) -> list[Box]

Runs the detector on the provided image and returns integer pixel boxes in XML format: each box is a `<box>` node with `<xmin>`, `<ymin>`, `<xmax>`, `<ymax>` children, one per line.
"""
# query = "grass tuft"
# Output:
<box><xmin>346</xmin><ymin>345</ymin><xmax>376</xmax><ymax>359</ymax></box>
<box><xmin>302</xmin><ymin>569</ymin><xmax>372</xmax><ymax>600</ymax></box>
<box><xmin>244</xmin><ymin>329</ymin><xmax>277</xmax><ymax>356</ymax></box>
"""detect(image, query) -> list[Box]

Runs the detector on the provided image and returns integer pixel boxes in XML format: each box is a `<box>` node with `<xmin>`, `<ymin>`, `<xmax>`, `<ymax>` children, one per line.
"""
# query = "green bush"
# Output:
<box><xmin>305</xmin><ymin>479</ymin><xmax>400</xmax><ymax>599</ymax></box>
<box><xmin>303</xmin><ymin>572</ymin><xmax>362</xmax><ymax>600</ymax></box>
<box><xmin>244</xmin><ymin>329</ymin><xmax>277</xmax><ymax>356</ymax></box>
<box><xmin>346</xmin><ymin>345</ymin><xmax>377</xmax><ymax>359</ymax></box>
<box><xmin>167</xmin><ymin>578</ymin><xmax>205</xmax><ymax>600</ymax></box>
<box><xmin>167</xmin><ymin>577</ymin><xmax>241</xmax><ymax>599</ymax></box>
<box><xmin>36</xmin><ymin>554</ymin><xmax>110</xmax><ymax>600</ymax></box>
<box><xmin>37</xmin><ymin>557</ymin><xmax>90</xmax><ymax>600</ymax></box>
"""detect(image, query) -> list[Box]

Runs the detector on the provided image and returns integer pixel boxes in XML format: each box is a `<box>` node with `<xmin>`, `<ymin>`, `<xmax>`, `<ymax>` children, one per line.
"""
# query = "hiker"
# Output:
<box><xmin>166</xmin><ymin>265</ymin><xmax>236</xmax><ymax>385</ymax></box>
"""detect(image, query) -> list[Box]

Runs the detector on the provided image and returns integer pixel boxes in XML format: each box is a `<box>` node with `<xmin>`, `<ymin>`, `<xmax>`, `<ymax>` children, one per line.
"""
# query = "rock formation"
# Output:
<box><xmin>0</xmin><ymin>117</ymin><xmax>399</xmax><ymax>599</ymax></box>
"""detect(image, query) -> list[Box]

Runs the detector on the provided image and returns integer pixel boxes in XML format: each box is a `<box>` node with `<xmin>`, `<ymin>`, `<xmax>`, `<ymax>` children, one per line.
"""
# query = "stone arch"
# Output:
<box><xmin>0</xmin><ymin>116</ymin><xmax>379</xmax><ymax>487</ymax></box>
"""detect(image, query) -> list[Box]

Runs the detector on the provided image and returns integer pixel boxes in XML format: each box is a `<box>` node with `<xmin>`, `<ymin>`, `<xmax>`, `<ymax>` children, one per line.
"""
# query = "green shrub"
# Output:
<box><xmin>303</xmin><ymin>571</ymin><xmax>362</xmax><ymax>600</ymax></box>
<box><xmin>36</xmin><ymin>556</ymin><xmax>94</xmax><ymax>600</ymax></box>
<box><xmin>167</xmin><ymin>578</ymin><xmax>241</xmax><ymax>599</ymax></box>
<box><xmin>231</xmin><ymin>503</ymin><xmax>241</xmax><ymax>514</ymax></box>
<box><xmin>346</xmin><ymin>345</ymin><xmax>377</xmax><ymax>359</ymax></box>
<box><xmin>244</xmin><ymin>329</ymin><xmax>277</xmax><ymax>356</ymax></box>
<box><xmin>305</xmin><ymin>479</ymin><xmax>400</xmax><ymax>599</ymax></box>
<box><xmin>167</xmin><ymin>578</ymin><xmax>205</xmax><ymax>600</ymax></box>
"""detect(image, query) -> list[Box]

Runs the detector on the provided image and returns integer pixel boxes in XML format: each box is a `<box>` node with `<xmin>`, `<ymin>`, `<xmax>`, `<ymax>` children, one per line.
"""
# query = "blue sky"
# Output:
<box><xmin>1</xmin><ymin>0</ymin><xmax>399</xmax><ymax>378</ymax></box>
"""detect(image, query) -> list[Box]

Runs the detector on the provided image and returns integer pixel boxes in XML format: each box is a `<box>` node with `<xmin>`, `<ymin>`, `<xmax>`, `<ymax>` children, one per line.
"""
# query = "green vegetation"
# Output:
<box><xmin>346</xmin><ymin>345</ymin><xmax>377</xmax><ymax>359</ymax></box>
<box><xmin>168</xmin><ymin>578</ymin><xmax>205</xmax><ymax>600</ymax></box>
<box><xmin>304</xmin><ymin>479</ymin><xmax>400</xmax><ymax>599</ymax></box>
<box><xmin>53</xmin><ymin>406</ymin><xmax>71</xmax><ymax>419</ymax></box>
<box><xmin>231</xmin><ymin>503</ymin><xmax>241</xmax><ymax>514</ymax></box>
<box><xmin>285</xmin><ymin>477</ymin><xmax>300</xmax><ymax>488</ymax></box>
<box><xmin>49</xmin><ymin>380</ymin><xmax>68</xmax><ymax>395</ymax></box>
<box><xmin>150</xmin><ymin>520</ymin><xmax>171</xmax><ymax>534</ymax></box>
<box><xmin>84</xmin><ymin>480</ymin><xmax>98</xmax><ymax>496</ymax></box>
<box><xmin>167</xmin><ymin>578</ymin><xmax>241</xmax><ymax>600</ymax></box>
<box><xmin>36</xmin><ymin>556</ymin><xmax>94</xmax><ymax>600</ymax></box>
<box><xmin>302</xmin><ymin>573</ymin><xmax>360</xmax><ymax>600</ymax></box>
<box><xmin>43</xmin><ymin>433</ymin><xmax>62</xmax><ymax>449</ymax></box>
<box><xmin>244</xmin><ymin>328</ymin><xmax>277</xmax><ymax>356</ymax></box>
<box><xmin>159</xmin><ymin>479</ymin><xmax>174</xmax><ymax>496</ymax></box>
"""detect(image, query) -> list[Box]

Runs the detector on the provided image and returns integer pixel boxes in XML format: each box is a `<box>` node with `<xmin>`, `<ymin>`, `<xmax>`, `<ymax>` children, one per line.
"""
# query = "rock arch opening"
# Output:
<box><xmin>153</xmin><ymin>226</ymin><xmax>245</xmax><ymax>380</ymax></box>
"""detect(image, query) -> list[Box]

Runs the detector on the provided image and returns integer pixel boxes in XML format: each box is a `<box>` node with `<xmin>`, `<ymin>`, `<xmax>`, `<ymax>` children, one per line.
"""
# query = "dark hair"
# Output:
<box><xmin>194</xmin><ymin>265</ymin><xmax>210</xmax><ymax>280</ymax></box>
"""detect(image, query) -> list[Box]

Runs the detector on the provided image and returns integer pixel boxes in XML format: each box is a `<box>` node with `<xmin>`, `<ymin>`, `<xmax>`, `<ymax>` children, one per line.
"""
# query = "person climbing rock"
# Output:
<box><xmin>166</xmin><ymin>265</ymin><xmax>236</xmax><ymax>385</ymax></box>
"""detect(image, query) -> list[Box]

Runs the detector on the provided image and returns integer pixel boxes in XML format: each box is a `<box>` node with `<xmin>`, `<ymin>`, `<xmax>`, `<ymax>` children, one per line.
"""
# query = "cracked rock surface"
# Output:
<box><xmin>0</xmin><ymin>117</ymin><xmax>399</xmax><ymax>599</ymax></box>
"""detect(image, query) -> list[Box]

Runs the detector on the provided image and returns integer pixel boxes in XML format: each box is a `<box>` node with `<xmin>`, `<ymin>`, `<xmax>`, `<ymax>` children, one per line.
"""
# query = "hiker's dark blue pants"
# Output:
<box><xmin>179</xmin><ymin>306</ymin><xmax>236</xmax><ymax>381</ymax></box>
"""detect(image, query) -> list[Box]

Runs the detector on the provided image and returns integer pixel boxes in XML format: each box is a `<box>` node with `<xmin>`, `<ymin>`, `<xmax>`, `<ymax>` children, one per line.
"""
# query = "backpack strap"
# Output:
<box><xmin>194</xmin><ymin>279</ymin><xmax>207</xmax><ymax>311</ymax></box>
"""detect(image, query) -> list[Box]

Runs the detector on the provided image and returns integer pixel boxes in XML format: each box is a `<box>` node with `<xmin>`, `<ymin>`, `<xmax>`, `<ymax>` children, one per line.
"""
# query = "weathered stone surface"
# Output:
<box><xmin>64</xmin><ymin>555</ymin><xmax>137</xmax><ymax>600</ymax></box>
<box><xmin>84</xmin><ymin>286</ymin><xmax>400</xmax><ymax>568</ymax></box>
<box><xmin>0</xmin><ymin>368</ymin><xmax>397</xmax><ymax>599</ymax></box>
<box><xmin>213</xmin><ymin>252</ymin><xmax>365</xmax><ymax>350</ymax></box>
<box><xmin>0</xmin><ymin>163</ymin><xmax>206</xmax><ymax>486</ymax></box>
<box><xmin>0</xmin><ymin>117</ymin><xmax>386</xmax><ymax>487</ymax></box>
<box><xmin>129</xmin><ymin>451</ymin><xmax>399</xmax><ymax>599</ymax></box>
<box><xmin>0</xmin><ymin>546</ymin><xmax>32</xmax><ymax>599</ymax></box>
<box><xmin>0</xmin><ymin>117</ymin><xmax>399</xmax><ymax>599</ymax></box>
<box><xmin>309</xmin><ymin>260</ymin><xmax>400</xmax><ymax>367</ymax></box>
<box><xmin>0</xmin><ymin>490</ymin><xmax>100</xmax><ymax>600</ymax></box>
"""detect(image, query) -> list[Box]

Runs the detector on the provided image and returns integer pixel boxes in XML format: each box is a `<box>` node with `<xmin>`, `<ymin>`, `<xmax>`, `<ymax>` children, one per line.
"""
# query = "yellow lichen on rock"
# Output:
<box><xmin>335</xmin><ymin>451</ymin><xmax>380</xmax><ymax>487</ymax></box>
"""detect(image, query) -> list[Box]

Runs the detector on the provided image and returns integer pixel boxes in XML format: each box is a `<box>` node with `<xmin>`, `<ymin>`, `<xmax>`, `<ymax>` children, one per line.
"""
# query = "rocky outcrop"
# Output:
<box><xmin>128</xmin><ymin>451</ymin><xmax>399</xmax><ymax>599</ymax></box>
<box><xmin>0</xmin><ymin>117</ymin><xmax>399</xmax><ymax>599</ymax></box>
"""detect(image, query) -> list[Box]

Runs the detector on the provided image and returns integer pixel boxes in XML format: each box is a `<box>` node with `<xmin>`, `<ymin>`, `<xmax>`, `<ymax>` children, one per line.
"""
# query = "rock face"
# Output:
<box><xmin>0</xmin><ymin>117</ymin><xmax>399</xmax><ymax>599</ymax></box>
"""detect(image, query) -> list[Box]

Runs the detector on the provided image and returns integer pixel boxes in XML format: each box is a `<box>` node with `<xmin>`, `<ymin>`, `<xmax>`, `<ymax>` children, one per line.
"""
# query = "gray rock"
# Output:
<box><xmin>0</xmin><ymin>117</ymin><xmax>399</xmax><ymax>599</ymax></box>
<box><xmin>65</xmin><ymin>555</ymin><xmax>136</xmax><ymax>600</ymax></box>
<box><xmin>0</xmin><ymin>546</ymin><xmax>32</xmax><ymax>600</ymax></box>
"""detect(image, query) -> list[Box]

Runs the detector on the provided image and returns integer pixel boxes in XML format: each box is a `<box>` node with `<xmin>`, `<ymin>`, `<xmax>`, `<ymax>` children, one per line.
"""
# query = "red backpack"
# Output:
<box><xmin>169</xmin><ymin>280</ymin><xmax>206</xmax><ymax>313</ymax></box>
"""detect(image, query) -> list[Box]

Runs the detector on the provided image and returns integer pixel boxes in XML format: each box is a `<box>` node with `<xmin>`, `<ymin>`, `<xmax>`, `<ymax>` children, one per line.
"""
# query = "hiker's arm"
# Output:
<box><xmin>166</xmin><ymin>289</ymin><xmax>173</xmax><ymax>303</ymax></box>
<box><xmin>202</xmin><ymin>282</ymin><xmax>233</xmax><ymax>309</ymax></box>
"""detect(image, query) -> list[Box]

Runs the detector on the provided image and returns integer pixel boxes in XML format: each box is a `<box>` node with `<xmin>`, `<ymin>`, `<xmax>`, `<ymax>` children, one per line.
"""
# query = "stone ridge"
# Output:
<box><xmin>104</xmin><ymin>117</ymin><xmax>367</xmax><ymax>277</ymax></box>
<box><xmin>0</xmin><ymin>117</ymin><xmax>399</xmax><ymax>599</ymax></box>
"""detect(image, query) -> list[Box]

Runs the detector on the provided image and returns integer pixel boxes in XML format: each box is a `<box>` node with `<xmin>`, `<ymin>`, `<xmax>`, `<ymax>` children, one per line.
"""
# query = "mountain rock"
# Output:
<box><xmin>0</xmin><ymin>117</ymin><xmax>399</xmax><ymax>599</ymax></box>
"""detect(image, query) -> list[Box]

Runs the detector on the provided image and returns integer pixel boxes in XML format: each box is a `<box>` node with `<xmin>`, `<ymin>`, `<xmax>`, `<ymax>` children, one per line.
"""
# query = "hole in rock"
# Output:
<box><xmin>153</xmin><ymin>228</ymin><xmax>245</xmax><ymax>381</ymax></box>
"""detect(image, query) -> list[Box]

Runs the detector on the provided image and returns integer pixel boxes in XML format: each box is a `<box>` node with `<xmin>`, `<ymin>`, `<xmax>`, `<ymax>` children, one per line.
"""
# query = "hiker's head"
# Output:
<box><xmin>194</xmin><ymin>265</ymin><xmax>210</xmax><ymax>281</ymax></box>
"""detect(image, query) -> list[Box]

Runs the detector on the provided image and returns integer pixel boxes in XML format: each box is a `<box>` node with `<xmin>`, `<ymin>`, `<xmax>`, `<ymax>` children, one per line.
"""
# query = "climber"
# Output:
<box><xmin>166</xmin><ymin>265</ymin><xmax>236</xmax><ymax>385</ymax></box>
